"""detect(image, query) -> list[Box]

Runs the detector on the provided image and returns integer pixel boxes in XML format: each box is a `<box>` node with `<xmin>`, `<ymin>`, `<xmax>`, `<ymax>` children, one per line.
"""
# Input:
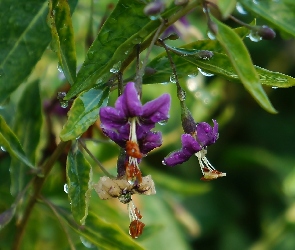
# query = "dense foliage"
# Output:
<box><xmin>1</xmin><ymin>0</ymin><xmax>295</xmax><ymax>249</ymax></box>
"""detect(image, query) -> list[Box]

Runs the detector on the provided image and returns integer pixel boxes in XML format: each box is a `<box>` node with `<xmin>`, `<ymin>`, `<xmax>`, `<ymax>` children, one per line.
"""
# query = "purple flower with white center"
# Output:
<box><xmin>163</xmin><ymin>119</ymin><xmax>226</xmax><ymax>181</ymax></box>
<box><xmin>99</xmin><ymin>82</ymin><xmax>171</xmax><ymax>183</ymax></box>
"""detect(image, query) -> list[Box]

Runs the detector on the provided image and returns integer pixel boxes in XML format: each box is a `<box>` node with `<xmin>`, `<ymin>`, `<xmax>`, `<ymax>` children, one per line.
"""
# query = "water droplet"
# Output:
<box><xmin>80</xmin><ymin>236</ymin><xmax>96</xmax><ymax>248</ymax></box>
<box><xmin>158</xmin><ymin>119</ymin><xmax>168</xmax><ymax>125</ymax></box>
<box><xmin>110</xmin><ymin>61</ymin><xmax>121</xmax><ymax>73</ymax></box>
<box><xmin>57</xmin><ymin>92</ymin><xmax>68</xmax><ymax>108</ymax></box>
<box><xmin>169</xmin><ymin>74</ymin><xmax>177</xmax><ymax>83</ymax></box>
<box><xmin>132</xmin><ymin>37</ymin><xmax>142</xmax><ymax>45</ymax></box>
<box><xmin>207</xmin><ymin>31</ymin><xmax>216</xmax><ymax>40</ymax></box>
<box><xmin>149</xmin><ymin>15</ymin><xmax>159</xmax><ymax>20</ymax></box>
<box><xmin>124</xmin><ymin>50</ymin><xmax>130</xmax><ymax>55</ymax></box>
<box><xmin>162</xmin><ymin>160</ymin><xmax>166</xmax><ymax>165</ymax></box>
<box><xmin>236</xmin><ymin>3</ymin><xmax>247</xmax><ymax>15</ymax></box>
<box><xmin>188</xmin><ymin>73</ymin><xmax>198</xmax><ymax>78</ymax></box>
<box><xmin>197</xmin><ymin>68</ymin><xmax>214</xmax><ymax>77</ymax></box>
<box><xmin>1</xmin><ymin>146</ymin><xmax>6</xmax><ymax>152</ymax></box>
<box><xmin>87</xmin><ymin>51</ymin><xmax>94</xmax><ymax>60</ymax></box>
<box><xmin>178</xmin><ymin>90</ymin><xmax>186</xmax><ymax>101</ymax></box>
<box><xmin>57</xmin><ymin>64</ymin><xmax>63</xmax><ymax>73</ymax></box>
<box><xmin>64</xmin><ymin>183</ymin><xmax>68</xmax><ymax>193</ymax></box>
<box><xmin>272</xmin><ymin>86</ymin><xmax>278</xmax><ymax>89</ymax></box>
<box><xmin>60</xmin><ymin>101</ymin><xmax>68</xmax><ymax>108</ymax></box>
<box><xmin>160</xmin><ymin>82</ymin><xmax>169</xmax><ymax>85</ymax></box>
<box><xmin>248</xmin><ymin>31</ymin><xmax>262</xmax><ymax>42</ymax></box>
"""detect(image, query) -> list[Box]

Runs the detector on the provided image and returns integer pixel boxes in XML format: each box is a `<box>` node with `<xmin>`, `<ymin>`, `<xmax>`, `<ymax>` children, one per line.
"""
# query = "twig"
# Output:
<box><xmin>78</xmin><ymin>139</ymin><xmax>114</xmax><ymax>178</ymax></box>
<box><xmin>40</xmin><ymin>196</ymin><xmax>76</xmax><ymax>250</ymax></box>
<box><xmin>12</xmin><ymin>141</ymin><xmax>71</xmax><ymax>250</ymax></box>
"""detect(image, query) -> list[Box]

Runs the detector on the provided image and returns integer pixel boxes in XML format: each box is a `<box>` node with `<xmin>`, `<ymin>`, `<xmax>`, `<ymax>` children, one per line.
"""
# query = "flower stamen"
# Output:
<box><xmin>195</xmin><ymin>149</ymin><xmax>226</xmax><ymax>181</ymax></box>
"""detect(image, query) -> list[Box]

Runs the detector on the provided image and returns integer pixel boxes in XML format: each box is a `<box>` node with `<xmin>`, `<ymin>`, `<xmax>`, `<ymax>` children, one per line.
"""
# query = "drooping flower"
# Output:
<box><xmin>94</xmin><ymin>175</ymin><xmax>155</xmax><ymax>239</ymax></box>
<box><xmin>163</xmin><ymin>120</ymin><xmax>226</xmax><ymax>181</ymax></box>
<box><xmin>99</xmin><ymin>82</ymin><xmax>171</xmax><ymax>184</ymax></box>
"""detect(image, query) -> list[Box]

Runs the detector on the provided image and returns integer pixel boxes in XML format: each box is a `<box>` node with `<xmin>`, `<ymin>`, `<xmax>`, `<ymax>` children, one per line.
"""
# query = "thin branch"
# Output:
<box><xmin>78</xmin><ymin>139</ymin><xmax>114</xmax><ymax>178</ymax></box>
<box><xmin>12</xmin><ymin>141</ymin><xmax>71</xmax><ymax>250</ymax></box>
<box><xmin>40</xmin><ymin>196</ymin><xmax>76</xmax><ymax>250</ymax></box>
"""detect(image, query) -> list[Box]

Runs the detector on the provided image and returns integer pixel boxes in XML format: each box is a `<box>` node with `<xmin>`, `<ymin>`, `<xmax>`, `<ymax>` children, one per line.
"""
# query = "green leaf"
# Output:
<box><xmin>143</xmin><ymin>47</ymin><xmax>295</xmax><ymax>88</ymax></box>
<box><xmin>0</xmin><ymin>0</ymin><xmax>78</xmax><ymax>103</ymax></box>
<box><xmin>60</xmin><ymin>87</ymin><xmax>109</xmax><ymax>141</ymax></box>
<box><xmin>217</xmin><ymin>0</ymin><xmax>237</xmax><ymax>19</ymax></box>
<box><xmin>65</xmin><ymin>0</ymin><xmax>181</xmax><ymax>100</ymax></box>
<box><xmin>0</xmin><ymin>0</ymin><xmax>50</xmax><ymax>103</ymax></box>
<box><xmin>67</xmin><ymin>212</ymin><xmax>144</xmax><ymax>250</ymax></box>
<box><xmin>212</xmin><ymin>16</ymin><xmax>277</xmax><ymax>113</ymax></box>
<box><xmin>240</xmin><ymin>0</ymin><xmax>295</xmax><ymax>38</ymax></box>
<box><xmin>48</xmin><ymin>0</ymin><xmax>77</xmax><ymax>85</ymax></box>
<box><xmin>66</xmin><ymin>147</ymin><xmax>92</xmax><ymax>225</ymax></box>
<box><xmin>10</xmin><ymin>80</ymin><xmax>42</xmax><ymax>196</ymax></box>
<box><xmin>0</xmin><ymin>116</ymin><xmax>34</xmax><ymax>168</ymax></box>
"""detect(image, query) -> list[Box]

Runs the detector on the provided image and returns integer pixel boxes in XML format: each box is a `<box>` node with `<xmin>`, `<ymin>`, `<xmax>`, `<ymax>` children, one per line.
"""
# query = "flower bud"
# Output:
<box><xmin>257</xmin><ymin>25</ymin><xmax>276</xmax><ymax>40</ymax></box>
<box><xmin>181</xmin><ymin>105</ymin><xmax>196</xmax><ymax>135</ymax></box>
<box><xmin>144</xmin><ymin>1</ymin><xmax>165</xmax><ymax>16</ymax></box>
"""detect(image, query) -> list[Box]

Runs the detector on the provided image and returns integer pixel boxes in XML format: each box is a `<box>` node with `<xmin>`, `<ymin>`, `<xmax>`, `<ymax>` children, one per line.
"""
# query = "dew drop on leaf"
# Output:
<box><xmin>248</xmin><ymin>31</ymin><xmax>262</xmax><ymax>42</ymax></box>
<box><xmin>169</xmin><ymin>74</ymin><xmax>177</xmax><ymax>83</ymax></box>
<box><xmin>110</xmin><ymin>61</ymin><xmax>121</xmax><ymax>73</ymax></box>
<box><xmin>63</xmin><ymin>183</ymin><xmax>68</xmax><ymax>193</ymax></box>
<box><xmin>207</xmin><ymin>31</ymin><xmax>216</xmax><ymax>40</ymax></box>
<box><xmin>80</xmin><ymin>236</ymin><xmax>96</xmax><ymax>249</ymax></box>
<box><xmin>197</xmin><ymin>68</ymin><xmax>214</xmax><ymax>77</ymax></box>
<box><xmin>158</xmin><ymin>119</ymin><xmax>168</xmax><ymax>125</ymax></box>
<box><xmin>236</xmin><ymin>3</ymin><xmax>248</xmax><ymax>15</ymax></box>
<box><xmin>0</xmin><ymin>146</ymin><xmax>6</xmax><ymax>152</ymax></box>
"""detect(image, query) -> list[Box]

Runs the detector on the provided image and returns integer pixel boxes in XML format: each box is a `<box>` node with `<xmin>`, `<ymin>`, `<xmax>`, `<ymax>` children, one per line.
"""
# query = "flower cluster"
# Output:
<box><xmin>99</xmin><ymin>82</ymin><xmax>171</xmax><ymax>184</ymax></box>
<box><xmin>163</xmin><ymin>120</ymin><xmax>226</xmax><ymax>181</ymax></box>
<box><xmin>97</xmin><ymin>82</ymin><xmax>170</xmax><ymax>238</ymax></box>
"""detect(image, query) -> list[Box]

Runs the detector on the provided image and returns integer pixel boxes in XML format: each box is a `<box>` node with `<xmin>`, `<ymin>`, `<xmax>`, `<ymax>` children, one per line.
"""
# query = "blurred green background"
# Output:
<box><xmin>1</xmin><ymin>0</ymin><xmax>295</xmax><ymax>249</ymax></box>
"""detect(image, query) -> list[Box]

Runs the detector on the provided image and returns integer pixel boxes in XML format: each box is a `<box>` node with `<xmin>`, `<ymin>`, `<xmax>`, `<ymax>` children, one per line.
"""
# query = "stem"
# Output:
<box><xmin>156</xmin><ymin>38</ymin><xmax>186</xmax><ymax>102</ymax></box>
<box><xmin>41</xmin><ymin>196</ymin><xmax>76</xmax><ymax>250</ymax></box>
<box><xmin>120</xmin><ymin>0</ymin><xmax>200</xmax><ymax>78</ymax></box>
<box><xmin>12</xmin><ymin>141</ymin><xmax>71</xmax><ymax>250</ymax></box>
<box><xmin>134</xmin><ymin>20</ymin><xmax>165</xmax><ymax>95</ymax></box>
<box><xmin>78</xmin><ymin>139</ymin><xmax>114</xmax><ymax>178</ymax></box>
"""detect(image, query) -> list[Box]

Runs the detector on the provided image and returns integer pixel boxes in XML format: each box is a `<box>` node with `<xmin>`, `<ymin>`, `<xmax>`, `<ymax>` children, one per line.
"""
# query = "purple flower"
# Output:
<box><xmin>163</xmin><ymin>120</ymin><xmax>218</xmax><ymax>166</ymax></box>
<box><xmin>163</xmin><ymin>119</ymin><xmax>226</xmax><ymax>181</ymax></box>
<box><xmin>99</xmin><ymin>82</ymin><xmax>171</xmax><ymax>150</ymax></box>
<box><xmin>99</xmin><ymin>82</ymin><xmax>171</xmax><ymax>184</ymax></box>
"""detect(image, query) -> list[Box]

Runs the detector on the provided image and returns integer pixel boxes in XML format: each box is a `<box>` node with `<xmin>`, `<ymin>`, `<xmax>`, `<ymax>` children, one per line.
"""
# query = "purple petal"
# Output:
<box><xmin>163</xmin><ymin>134</ymin><xmax>201</xmax><ymax>167</ymax></box>
<box><xmin>163</xmin><ymin>149</ymin><xmax>192</xmax><ymax>167</ymax></box>
<box><xmin>101</xmin><ymin>125</ymin><xmax>129</xmax><ymax>148</ymax></box>
<box><xmin>99</xmin><ymin>106</ymin><xmax>127</xmax><ymax>129</ymax></box>
<box><xmin>140</xmin><ymin>131</ymin><xmax>162</xmax><ymax>154</ymax></box>
<box><xmin>181</xmin><ymin>134</ymin><xmax>202</xmax><ymax>153</ymax></box>
<box><xmin>141</xmin><ymin>93</ymin><xmax>171</xmax><ymax>128</ymax></box>
<box><xmin>196</xmin><ymin>119</ymin><xmax>219</xmax><ymax>147</ymax></box>
<box><xmin>115</xmin><ymin>82</ymin><xmax>143</xmax><ymax>118</ymax></box>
